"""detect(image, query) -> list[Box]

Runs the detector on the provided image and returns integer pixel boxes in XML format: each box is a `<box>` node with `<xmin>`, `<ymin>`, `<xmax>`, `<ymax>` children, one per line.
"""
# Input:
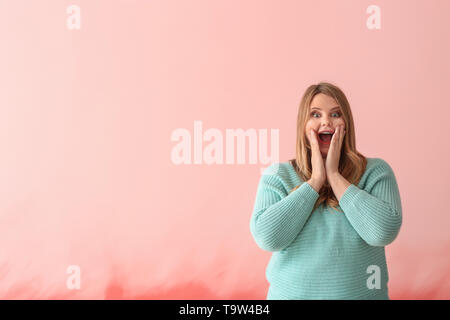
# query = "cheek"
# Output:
<box><xmin>305</xmin><ymin>120</ymin><xmax>315</xmax><ymax>131</ymax></box>
<box><xmin>304</xmin><ymin>123</ymin><xmax>313</xmax><ymax>138</ymax></box>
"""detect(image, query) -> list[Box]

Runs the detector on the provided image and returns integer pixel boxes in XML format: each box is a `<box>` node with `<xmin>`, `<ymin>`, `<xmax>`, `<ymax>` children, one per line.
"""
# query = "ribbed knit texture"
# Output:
<box><xmin>249</xmin><ymin>158</ymin><xmax>402</xmax><ymax>300</ymax></box>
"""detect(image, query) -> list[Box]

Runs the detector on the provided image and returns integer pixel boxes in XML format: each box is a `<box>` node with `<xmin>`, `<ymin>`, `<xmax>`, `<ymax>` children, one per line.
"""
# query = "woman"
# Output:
<box><xmin>249</xmin><ymin>82</ymin><xmax>402</xmax><ymax>300</ymax></box>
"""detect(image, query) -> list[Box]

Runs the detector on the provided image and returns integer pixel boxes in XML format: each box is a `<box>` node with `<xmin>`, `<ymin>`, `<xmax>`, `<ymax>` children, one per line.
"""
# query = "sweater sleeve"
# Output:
<box><xmin>338</xmin><ymin>159</ymin><xmax>403</xmax><ymax>247</ymax></box>
<box><xmin>249</xmin><ymin>170</ymin><xmax>319</xmax><ymax>252</ymax></box>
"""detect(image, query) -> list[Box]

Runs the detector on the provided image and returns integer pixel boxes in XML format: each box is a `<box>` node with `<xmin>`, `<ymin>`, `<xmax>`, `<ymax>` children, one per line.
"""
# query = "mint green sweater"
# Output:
<box><xmin>250</xmin><ymin>158</ymin><xmax>402</xmax><ymax>300</ymax></box>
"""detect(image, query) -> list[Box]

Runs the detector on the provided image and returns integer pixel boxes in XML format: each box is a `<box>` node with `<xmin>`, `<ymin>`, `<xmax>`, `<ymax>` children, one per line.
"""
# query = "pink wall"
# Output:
<box><xmin>0</xmin><ymin>0</ymin><xmax>449</xmax><ymax>299</ymax></box>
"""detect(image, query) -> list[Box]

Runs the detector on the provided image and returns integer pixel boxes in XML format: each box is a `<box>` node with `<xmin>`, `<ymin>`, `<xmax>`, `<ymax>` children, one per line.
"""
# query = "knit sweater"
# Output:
<box><xmin>249</xmin><ymin>157</ymin><xmax>402</xmax><ymax>300</ymax></box>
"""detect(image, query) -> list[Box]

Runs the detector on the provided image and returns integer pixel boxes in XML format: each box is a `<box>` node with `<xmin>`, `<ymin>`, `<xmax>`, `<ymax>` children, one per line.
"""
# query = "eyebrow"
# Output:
<box><xmin>311</xmin><ymin>106</ymin><xmax>341</xmax><ymax>111</ymax></box>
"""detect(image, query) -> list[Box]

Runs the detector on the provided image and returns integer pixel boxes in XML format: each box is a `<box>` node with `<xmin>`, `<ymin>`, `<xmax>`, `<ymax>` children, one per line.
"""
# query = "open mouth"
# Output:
<box><xmin>318</xmin><ymin>132</ymin><xmax>333</xmax><ymax>144</ymax></box>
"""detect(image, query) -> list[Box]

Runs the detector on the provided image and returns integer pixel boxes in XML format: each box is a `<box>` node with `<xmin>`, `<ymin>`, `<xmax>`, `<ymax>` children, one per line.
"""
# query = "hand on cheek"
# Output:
<box><xmin>325</xmin><ymin>125</ymin><xmax>345</xmax><ymax>177</ymax></box>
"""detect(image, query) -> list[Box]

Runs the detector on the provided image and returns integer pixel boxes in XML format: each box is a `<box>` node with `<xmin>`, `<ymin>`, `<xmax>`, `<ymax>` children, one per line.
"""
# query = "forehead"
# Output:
<box><xmin>310</xmin><ymin>93</ymin><xmax>340</xmax><ymax>110</ymax></box>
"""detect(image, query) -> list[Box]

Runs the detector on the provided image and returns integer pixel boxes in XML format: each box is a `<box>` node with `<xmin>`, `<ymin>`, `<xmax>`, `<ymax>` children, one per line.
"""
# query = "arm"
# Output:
<box><xmin>334</xmin><ymin>160</ymin><xmax>403</xmax><ymax>247</ymax></box>
<box><xmin>328</xmin><ymin>172</ymin><xmax>352</xmax><ymax>202</ymax></box>
<box><xmin>249</xmin><ymin>172</ymin><xmax>319</xmax><ymax>252</ymax></box>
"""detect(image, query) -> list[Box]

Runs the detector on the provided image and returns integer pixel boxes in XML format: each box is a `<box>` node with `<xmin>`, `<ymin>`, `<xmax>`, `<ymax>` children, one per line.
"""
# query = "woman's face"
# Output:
<box><xmin>305</xmin><ymin>93</ymin><xmax>346</xmax><ymax>159</ymax></box>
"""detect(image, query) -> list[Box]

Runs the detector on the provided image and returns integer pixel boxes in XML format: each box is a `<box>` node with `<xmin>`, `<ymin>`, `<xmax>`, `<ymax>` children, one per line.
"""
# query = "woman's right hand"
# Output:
<box><xmin>308</xmin><ymin>129</ymin><xmax>326</xmax><ymax>193</ymax></box>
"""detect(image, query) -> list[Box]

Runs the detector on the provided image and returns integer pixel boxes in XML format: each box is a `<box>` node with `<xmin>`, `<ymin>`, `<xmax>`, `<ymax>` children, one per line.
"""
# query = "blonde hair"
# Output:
<box><xmin>289</xmin><ymin>81</ymin><xmax>367</xmax><ymax>213</ymax></box>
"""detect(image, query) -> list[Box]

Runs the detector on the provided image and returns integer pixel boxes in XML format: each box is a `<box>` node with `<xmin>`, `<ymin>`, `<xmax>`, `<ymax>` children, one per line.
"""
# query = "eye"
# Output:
<box><xmin>310</xmin><ymin>111</ymin><xmax>341</xmax><ymax>118</ymax></box>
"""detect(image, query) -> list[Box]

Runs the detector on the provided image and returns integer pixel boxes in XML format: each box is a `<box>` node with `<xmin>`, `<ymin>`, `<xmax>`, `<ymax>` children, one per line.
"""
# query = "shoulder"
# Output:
<box><xmin>260</xmin><ymin>161</ymin><xmax>300</xmax><ymax>193</ymax></box>
<box><xmin>364</xmin><ymin>157</ymin><xmax>397</xmax><ymax>179</ymax></box>
<box><xmin>261</xmin><ymin>161</ymin><xmax>293</xmax><ymax>178</ymax></box>
<box><xmin>366</xmin><ymin>157</ymin><xmax>394</xmax><ymax>171</ymax></box>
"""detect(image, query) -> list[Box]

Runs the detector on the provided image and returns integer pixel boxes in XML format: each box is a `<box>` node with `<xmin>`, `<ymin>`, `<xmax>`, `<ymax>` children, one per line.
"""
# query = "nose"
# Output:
<box><xmin>321</xmin><ymin>115</ymin><xmax>332</xmax><ymax>127</ymax></box>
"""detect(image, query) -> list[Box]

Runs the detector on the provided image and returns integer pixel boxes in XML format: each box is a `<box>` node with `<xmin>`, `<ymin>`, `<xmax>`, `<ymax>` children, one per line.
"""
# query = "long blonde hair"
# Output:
<box><xmin>289</xmin><ymin>82</ymin><xmax>367</xmax><ymax>213</ymax></box>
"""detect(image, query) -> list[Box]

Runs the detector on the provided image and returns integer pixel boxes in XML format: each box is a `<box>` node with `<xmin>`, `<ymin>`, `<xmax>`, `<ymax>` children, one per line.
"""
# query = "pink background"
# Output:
<box><xmin>0</xmin><ymin>0</ymin><xmax>449</xmax><ymax>299</ymax></box>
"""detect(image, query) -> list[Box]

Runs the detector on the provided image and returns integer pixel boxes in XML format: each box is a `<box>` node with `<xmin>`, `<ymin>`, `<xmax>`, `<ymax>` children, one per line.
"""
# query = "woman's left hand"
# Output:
<box><xmin>325</xmin><ymin>125</ymin><xmax>346</xmax><ymax>178</ymax></box>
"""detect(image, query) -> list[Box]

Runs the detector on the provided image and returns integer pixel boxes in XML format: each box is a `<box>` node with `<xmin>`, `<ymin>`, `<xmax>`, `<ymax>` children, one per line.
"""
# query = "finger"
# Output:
<box><xmin>310</xmin><ymin>129</ymin><xmax>322</xmax><ymax>155</ymax></box>
<box><xmin>329</xmin><ymin>126</ymin><xmax>338</xmax><ymax>151</ymax></box>
<box><xmin>310</xmin><ymin>129</ymin><xmax>318</xmax><ymax>147</ymax></box>
<box><xmin>334</xmin><ymin>125</ymin><xmax>340</xmax><ymax>145</ymax></box>
<box><xmin>340</xmin><ymin>125</ymin><xmax>345</xmax><ymax>146</ymax></box>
